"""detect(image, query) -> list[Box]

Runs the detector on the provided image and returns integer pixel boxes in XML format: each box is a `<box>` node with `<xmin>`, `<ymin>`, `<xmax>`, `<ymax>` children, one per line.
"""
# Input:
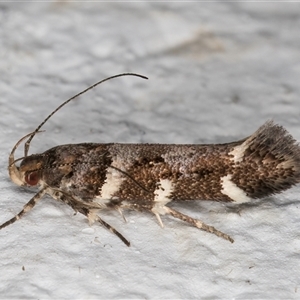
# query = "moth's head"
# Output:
<box><xmin>8</xmin><ymin>133</ymin><xmax>43</xmax><ymax>187</ymax></box>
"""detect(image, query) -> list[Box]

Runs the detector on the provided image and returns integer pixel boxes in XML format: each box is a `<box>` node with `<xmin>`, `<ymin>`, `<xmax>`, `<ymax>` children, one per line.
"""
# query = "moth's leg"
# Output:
<box><xmin>0</xmin><ymin>187</ymin><xmax>48</xmax><ymax>230</ymax></box>
<box><xmin>117</xmin><ymin>207</ymin><xmax>127</xmax><ymax>223</ymax></box>
<box><xmin>154</xmin><ymin>213</ymin><xmax>164</xmax><ymax>228</ymax></box>
<box><xmin>94</xmin><ymin>214</ymin><xmax>130</xmax><ymax>247</ymax></box>
<box><xmin>84</xmin><ymin>209</ymin><xmax>130</xmax><ymax>247</ymax></box>
<box><xmin>50</xmin><ymin>190</ymin><xmax>130</xmax><ymax>246</ymax></box>
<box><xmin>163</xmin><ymin>206</ymin><xmax>234</xmax><ymax>243</ymax></box>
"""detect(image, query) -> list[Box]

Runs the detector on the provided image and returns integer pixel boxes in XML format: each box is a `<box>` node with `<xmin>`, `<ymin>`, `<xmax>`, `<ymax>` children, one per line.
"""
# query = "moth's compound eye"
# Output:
<box><xmin>25</xmin><ymin>171</ymin><xmax>40</xmax><ymax>186</ymax></box>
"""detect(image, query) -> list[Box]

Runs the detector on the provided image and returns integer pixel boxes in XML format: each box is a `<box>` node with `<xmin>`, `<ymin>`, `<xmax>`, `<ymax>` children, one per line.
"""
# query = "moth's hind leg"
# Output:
<box><xmin>0</xmin><ymin>187</ymin><xmax>48</xmax><ymax>230</ymax></box>
<box><xmin>158</xmin><ymin>206</ymin><xmax>234</xmax><ymax>243</ymax></box>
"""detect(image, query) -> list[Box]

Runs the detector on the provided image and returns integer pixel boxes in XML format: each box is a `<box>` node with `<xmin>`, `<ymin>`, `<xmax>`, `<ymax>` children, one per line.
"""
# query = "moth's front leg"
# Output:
<box><xmin>0</xmin><ymin>187</ymin><xmax>49</xmax><ymax>230</ymax></box>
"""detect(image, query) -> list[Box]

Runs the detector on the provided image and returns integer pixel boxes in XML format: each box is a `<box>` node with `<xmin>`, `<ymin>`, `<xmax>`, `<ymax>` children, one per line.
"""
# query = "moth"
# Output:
<box><xmin>2</xmin><ymin>73</ymin><xmax>300</xmax><ymax>246</ymax></box>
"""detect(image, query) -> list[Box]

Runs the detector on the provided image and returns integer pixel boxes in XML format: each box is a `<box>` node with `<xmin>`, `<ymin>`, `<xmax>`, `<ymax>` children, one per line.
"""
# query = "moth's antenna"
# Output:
<box><xmin>24</xmin><ymin>73</ymin><xmax>148</xmax><ymax>157</ymax></box>
<box><xmin>9</xmin><ymin>131</ymin><xmax>42</xmax><ymax>186</ymax></box>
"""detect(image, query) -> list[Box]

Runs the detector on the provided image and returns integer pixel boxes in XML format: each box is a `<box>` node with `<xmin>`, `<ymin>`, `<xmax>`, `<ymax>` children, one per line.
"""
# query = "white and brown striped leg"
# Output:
<box><xmin>84</xmin><ymin>209</ymin><xmax>130</xmax><ymax>247</ymax></box>
<box><xmin>0</xmin><ymin>187</ymin><xmax>48</xmax><ymax>230</ymax></box>
<box><xmin>165</xmin><ymin>207</ymin><xmax>234</xmax><ymax>243</ymax></box>
<box><xmin>95</xmin><ymin>215</ymin><xmax>130</xmax><ymax>247</ymax></box>
<box><xmin>150</xmin><ymin>179</ymin><xmax>234</xmax><ymax>243</ymax></box>
<box><xmin>51</xmin><ymin>191</ymin><xmax>131</xmax><ymax>247</ymax></box>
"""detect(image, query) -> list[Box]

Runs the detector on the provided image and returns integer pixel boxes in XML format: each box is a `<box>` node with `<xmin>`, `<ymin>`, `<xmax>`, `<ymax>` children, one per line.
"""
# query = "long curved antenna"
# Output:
<box><xmin>24</xmin><ymin>73</ymin><xmax>148</xmax><ymax>157</ymax></box>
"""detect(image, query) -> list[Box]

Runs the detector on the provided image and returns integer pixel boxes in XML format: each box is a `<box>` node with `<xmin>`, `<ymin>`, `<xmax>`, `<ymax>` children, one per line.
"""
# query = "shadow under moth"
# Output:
<box><xmin>2</xmin><ymin>73</ymin><xmax>300</xmax><ymax>246</ymax></box>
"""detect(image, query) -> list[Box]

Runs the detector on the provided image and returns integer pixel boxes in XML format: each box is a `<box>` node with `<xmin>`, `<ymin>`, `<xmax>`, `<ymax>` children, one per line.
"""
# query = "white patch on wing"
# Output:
<box><xmin>221</xmin><ymin>174</ymin><xmax>251</xmax><ymax>203</ymax></box>
<box><xmin>229</xmin><ymin>140</ymin><xmax>249</xmax><ymax>163</ymax></box>
<box><xmin>152</xmin><ymin>179</ymin><xmax>174</xmax><ymax>219</ymax></box>
<box><xmin>97</xmin><ymin>165</ymin><xmax>124</xmax><ymax>201</ymax></box>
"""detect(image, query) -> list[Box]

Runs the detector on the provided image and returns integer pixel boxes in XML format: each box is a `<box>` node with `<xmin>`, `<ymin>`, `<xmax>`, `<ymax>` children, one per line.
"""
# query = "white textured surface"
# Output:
<box><xmin>1</xmin><ymin>3</ymin><xmax>300</xmax><ymax>299</ymax></box>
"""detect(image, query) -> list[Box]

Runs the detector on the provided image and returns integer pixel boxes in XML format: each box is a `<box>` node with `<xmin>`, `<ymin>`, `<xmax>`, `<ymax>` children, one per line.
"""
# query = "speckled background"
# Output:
<box><xmin>0</xmin><ymin>2</ymin><xmax>300</xmax><ymax>299</ymax></box>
